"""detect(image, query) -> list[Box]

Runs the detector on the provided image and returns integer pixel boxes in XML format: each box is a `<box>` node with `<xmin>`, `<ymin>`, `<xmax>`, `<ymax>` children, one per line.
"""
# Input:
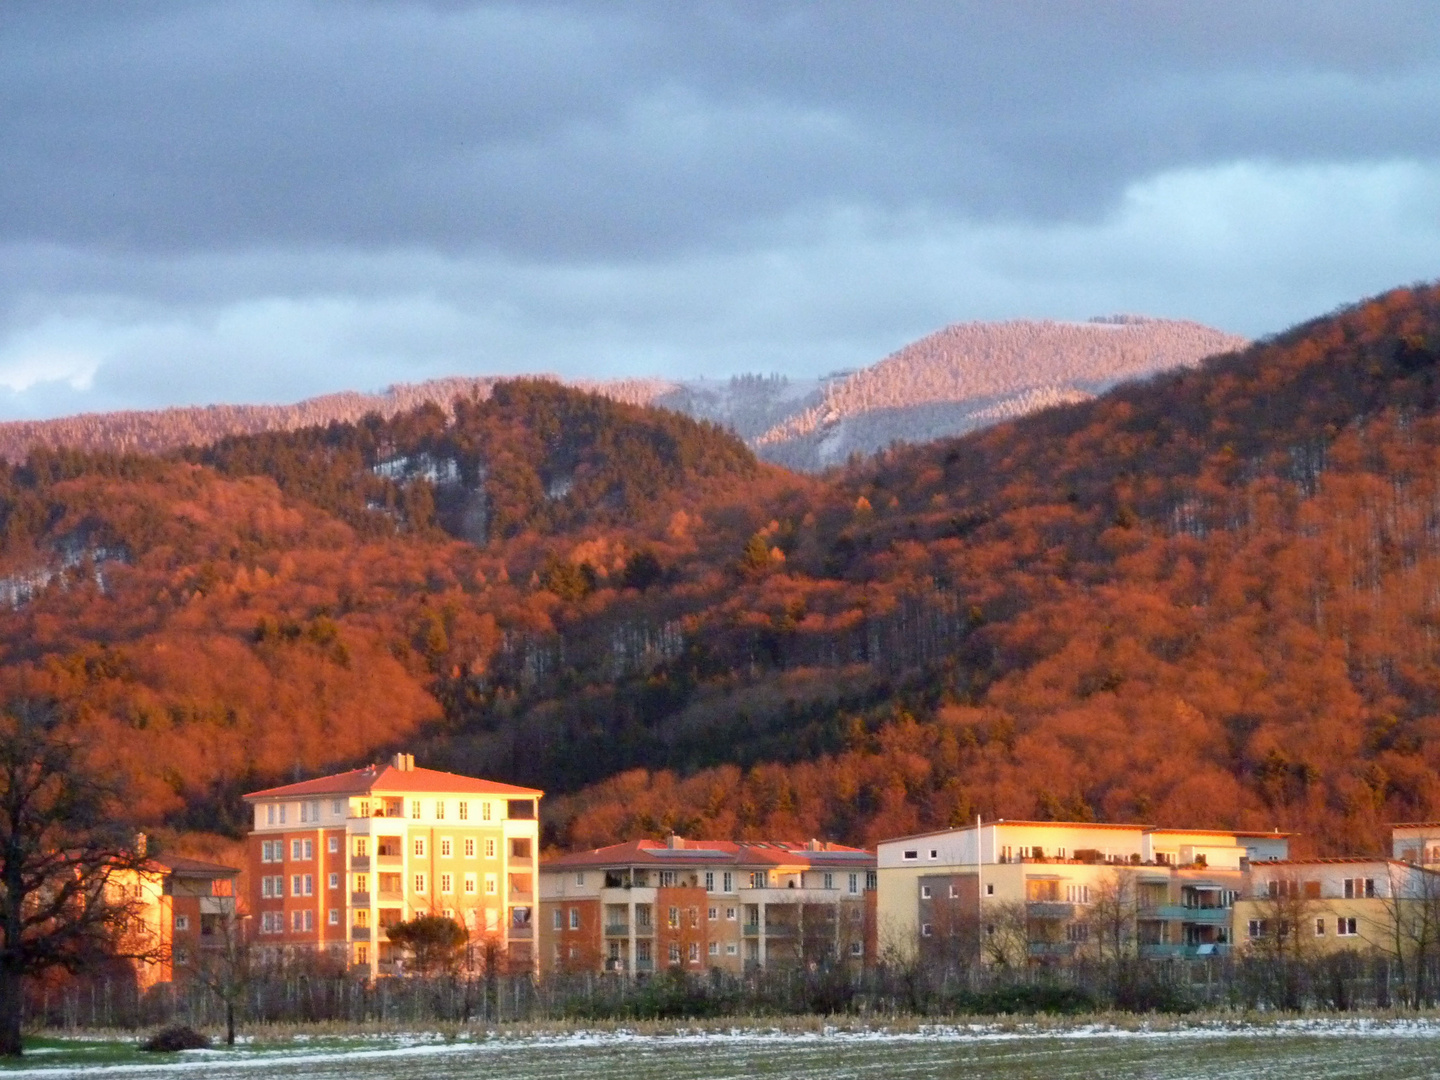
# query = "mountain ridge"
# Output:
<box><xmin>0</xmin><ymin>316</ymin><xmax>1245</xmax><ymax>469</ymax></box>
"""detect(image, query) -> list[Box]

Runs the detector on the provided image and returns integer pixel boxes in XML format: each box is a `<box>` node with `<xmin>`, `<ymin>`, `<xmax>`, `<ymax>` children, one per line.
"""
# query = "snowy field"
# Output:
<box><xmin>13</xmin><ymin>1022</ymin><xmax>1440</xmax><ymax>1080</ymax></box>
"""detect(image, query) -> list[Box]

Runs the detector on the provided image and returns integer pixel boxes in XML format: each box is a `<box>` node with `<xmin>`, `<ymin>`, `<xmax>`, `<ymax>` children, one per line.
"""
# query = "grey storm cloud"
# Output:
<box><xmin>1</xmin><ymin>1</ymin><xmax>1439</xmax><ymax>417</ymax></box>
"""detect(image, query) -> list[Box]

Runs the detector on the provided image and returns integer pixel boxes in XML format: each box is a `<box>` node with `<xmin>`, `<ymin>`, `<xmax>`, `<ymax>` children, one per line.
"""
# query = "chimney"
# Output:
<box><xmin>134</xmin><ymin>832</ymin><xmax>147</xmax><ymax>857</ymax></box>
<box><xmin>390</xmin><ymin>753</ymin><xmax>415</xmax><ymax>771</ymax></box>
<box><xmin>667</xmin><ymin>834</ymin><xmax>684</xmax><ymax>850</ymax></box>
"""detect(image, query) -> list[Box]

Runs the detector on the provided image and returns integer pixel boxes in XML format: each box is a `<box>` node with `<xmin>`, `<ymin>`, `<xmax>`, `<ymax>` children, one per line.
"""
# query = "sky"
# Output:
<box><xmin>2</xmin><ymin>2</ymin><xmax>1439</xmax><ymax>420</ymax></box>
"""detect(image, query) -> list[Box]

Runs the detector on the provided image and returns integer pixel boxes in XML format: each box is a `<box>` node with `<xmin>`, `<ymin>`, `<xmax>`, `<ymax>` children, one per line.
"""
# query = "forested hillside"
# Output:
<box><xmin>2</xmin><ymin>285</ymin><xmax>1439</xmax><ymax>867</ymax></box>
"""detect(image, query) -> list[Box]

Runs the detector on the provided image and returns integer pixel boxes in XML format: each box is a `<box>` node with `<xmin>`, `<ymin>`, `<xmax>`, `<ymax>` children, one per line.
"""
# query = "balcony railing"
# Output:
<box><xmin>1145</xmin><ymin>904</ymin><xmax>1230</xmax><ymax>924</ymax></box>
<box><xmin>350</xmin><ymin>855</ymin><xmax>370</xmax><ymax>872</ymax></box>
<box><xmin>604</xmin><ymin>923</ymin><xmax>630</xmax><ymax>937</ymax></box>
<box><xmin>376</xmin><ymin>853</ymin><xmax>403</xmax><ymax>865</ymax></box>
<box><xmin>742</xmin><ymin>923</ymin><xmax>761</xmax><ymax>936</ymax></box>
<box><xmin>351</xmin><ymin>927</ymin><xmax>371</xmax><ymax>941</ymax></box>
<box><xmin>633</xmin><ymin>958</ymin><xmax>654</xmax><ymax>973</ymax></box>
<box><xmin>1026</xmin><ymin>901</ymin><xmax>1077</xmax><ymax>920</ymax></box>
<box><xmin>351</xmin><ymin>891</ymin><xmax>370</xmax><ymax>906</ymax></box>
<box><xmin>377</xmin><ymin>889</ymin><xmax>404</xmax><ymax>902</ymax></box>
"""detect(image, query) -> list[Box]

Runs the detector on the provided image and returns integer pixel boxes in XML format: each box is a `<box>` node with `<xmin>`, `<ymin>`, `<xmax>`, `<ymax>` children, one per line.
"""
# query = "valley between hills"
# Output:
<box><xmin>0</xmin><ymin>288</ymin><xmax>1435</xmax><ymax>872</ymax></box>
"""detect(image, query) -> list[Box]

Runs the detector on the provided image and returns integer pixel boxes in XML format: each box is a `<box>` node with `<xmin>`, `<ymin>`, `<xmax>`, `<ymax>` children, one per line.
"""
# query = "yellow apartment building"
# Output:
<box><xmin>1235</xmin><ymin>857</ymin><xmax>1440</xmax><ymax>957</ymax></box>
<box><xmin>539</xmin><ymin>837</ymin><xmax>876</xmax><ymax>977</ymax></box>
<box><xmin>877</xmin><ymin>819</ymin><xmax>1289</xmax><ymax>965</ymax></box>
<box><xmin>243</xmin><ymin>753</ymin><xmax>542</xmax><ymax>978</ymax></box>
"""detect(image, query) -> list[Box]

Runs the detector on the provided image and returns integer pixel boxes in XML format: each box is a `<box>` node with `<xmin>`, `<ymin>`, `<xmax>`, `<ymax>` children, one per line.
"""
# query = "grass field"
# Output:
<box><xmin>9</xmin><ymin>1023</ymin><xmax>1440</xmax><ymax>1079</ymax></box>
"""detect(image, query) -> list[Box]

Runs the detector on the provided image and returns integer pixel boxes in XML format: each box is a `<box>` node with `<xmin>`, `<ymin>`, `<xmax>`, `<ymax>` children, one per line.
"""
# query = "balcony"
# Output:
<box><xmin>633</xmin><ymin>958</ymin><xmax>654</xmax><ymax>973</ymax></box>
<box><xmin>742</xmin><ymin>923</ymin><xmax>761</xmax><ymax>936</ymax></box>
<box><xmin>509</xmin><ymin>891</ymin><xmax>534</xmax><ymax>904</ymax></box>
<box><xmin>351</xmin><ymin>891</ymin><xmax>370</xmax><ymax>906</ymax></box>
<box><xmin>1027</xmin><ymin>941</ymin><xmax>1077</xmax><ymax>958</ymax></box>
<box><xmin>1026</xmin><ymin>901</ymin><xmax>1076</xmax><ymax>920</ymax></box>
<box><xmin>349</xmin><ymin>855</ymin><xmax>370</xmax><ymax>872</ymax></box>
<box><xmin>509</xmin><ymin>925</ymin><xmax>533</xmax><ymax>940</ymax></box>
<box><xmin>604</xmin><ymin>923</ymin><xmax>630</xmax><ymax>937</ymax></box>
<box><xmin>377</xmin><ymin>889</ymin><xmax>404</xmax><ymax>902</ymax></box>
<box><xmin>376</xmin><ymin>853</ymin><xmax>403</xmax><ymax>866</ymax></box>
<box><xmin>351</xmin><ymin>927</ymin><xmax>371</xmax><ymax>941</ymax></box>
<box><xmin>1145</xmin><ymin>904</ymin><xmax>1230</xmax><ymax>925</ymax></box>
<box><xmin>1142</xmin><ymin>942</ymin><xmax>1231</xmax><ymax>959</ymax></box>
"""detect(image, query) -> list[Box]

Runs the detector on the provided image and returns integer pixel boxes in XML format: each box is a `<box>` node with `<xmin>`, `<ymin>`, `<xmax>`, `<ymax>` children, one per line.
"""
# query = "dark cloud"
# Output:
<box><xmin>0</xmin><ymin>2</ymin><xmax>1438</xmax><ymax>418</ymax></box>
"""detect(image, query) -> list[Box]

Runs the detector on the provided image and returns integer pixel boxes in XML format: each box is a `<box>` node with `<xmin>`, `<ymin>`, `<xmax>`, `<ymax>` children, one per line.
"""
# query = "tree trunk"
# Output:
<box><xmin>225</xmin><ymin>999</ymin><xmax>235</xmax><ymax>1046</ymax></box>
<box><xmin>0</xmin><ymin>967</ymin><xmax>24</xmax><ymax>1057</ymax></box>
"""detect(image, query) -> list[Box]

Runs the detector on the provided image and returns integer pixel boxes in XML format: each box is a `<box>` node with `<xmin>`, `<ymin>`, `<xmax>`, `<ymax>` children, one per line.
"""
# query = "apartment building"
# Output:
<box><xmin>538</xmin><ymin>836</ymin><xmax>877</xmax><ymax>977</ymax></box>
<box><xmin>876</xmin><ymin>819</ymin><xmax>1290</xmax><ymax>964</ymax></box>
<box><xmin>1235</xmin><ymin>857</ymin><xmax>1440</xmax><ymax>955</ymax></box>
<box><xmin>1390</xmin><ymin>822</ymin><xmax>1440</xmax><ymax>865</ymax></box>
<box><xmin>106</xmin><ymin>852</ymin><xmax>240</xmax><ymax>989</ymax></box>
<box><xmin>243</xmin><ymin>753</ymin><xmax>542</xmax><ymax>978</ymax></box>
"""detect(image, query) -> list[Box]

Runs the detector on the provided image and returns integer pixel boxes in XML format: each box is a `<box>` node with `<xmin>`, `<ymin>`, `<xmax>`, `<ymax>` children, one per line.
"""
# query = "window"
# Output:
<box><xmin>929</xmin><ymin>849</ymin><xmax>938</xmax><ymax>860</ymax></box>
<box><xmin>668</xmin><ymin>906</ymin><xmax>680</xmax><ymax>929</ymax></box>
<box><xmin>465</xmin><ymin>838</ymin><xmax>476</xmax><ymax>858</ymax></box>
<box><xmin>291</xmin><ymin>839</ymin><xmax>303</xmax><ymax>860</ymax></box>
<box><xmin>354</xmin><ymin>873</ymin><xmax>368</xmax><ymax>893</ymax></box>
<box><xmin>175</xmin><ymin>915</ymin><xmax>189</xmax><ymax>932</ymax></box>
<box><xmin>329</xmin><ymin>873</ymin><xmax>339</xmax><ymax>890</ymax></box>
<box><xmin>279</xmin><ymin>804</ymin><xmax>287</xmax><ymax>824</ymax></box>
<box><xmin>708</xmin><ymin>906</ymin><xmax>718</xmax><ymax>920</ymax></box>
<box><xmin>726</xmin><ymin>943</ymin><xmax>738</xmax><ymax>956</ymax></box>
<box><xmin>949</xmin><ymin>885</ymin><xmax>959</xmax><ymax>899</ymax></box>
<box><xmin>1338</xmin><ymin>917</ymin><xmax>1358</xmax><ymax>936</ymax></box>
<box><xmin>987</xmin><ymin>884</ymin><xmax>995</xmax><ymax>896</ymax></box>
<box><xmin>1066</xmin><ymin>923</ymin><xmax>1089</xmax><ymax>943</ymax></box>
<box><xmin>576</xmin><ymin>873</ymin><xmax>585</xmax><ymax>886</ymax></box>
<box><xmin>660</xmin><ymin>870</ymin><xmax>677</xmax><ymax>887</ymax></box>
<box><xmin>332</xmin><ymin>799</ymin><xmax>344</xmax><ymax>816</ymax></box>
<box><xmin>411</xmin><ymin>800</ymin><xmax>422</xmax><ymax>819</ymax></box>
<box><xmin>668</xmin><ymin>943</ymin><xmax>681</xmax><ymax>964</ymax></box>
<box><xmin>1344</xmin><ymin>878</ymin><xmax>1376</xmax><ymax>899</ymax></box>
<box><xmin>485</xmin><ymin>838</ymin><xmax>496</xmax><ymax>859</ymax></box>
<box><xmin>414</xmin><ymin>873</ymin><xmax>427</xmax><ymax>894</ymax></box>
<box><xmin>1315</xmin><ymin>918</ymin><xmax>1326</xmax><ymax>936</ymax></box>
<box><xmin>553</xmin><ymin>908</ymin><xmax>564</xmax><ymax>930</ymax></box>
<box><xmin>458</xmin><ymin>801</ymin><xmax>469</xmax><ymax>821</ymax></box>
<box><xmin>920</xmin><ymin>885</ymin><xmax>932</xmax><ymax>899</ymax></box>
<box><xmin>485</xmin><ymin>874</ymin><xmax>497</xmax><ymax>895</ymax></box>
<box><xmin>356</xmin><ymin>944</ymin><xmax>368</xmax><ymax>964</ymax></box>
<box><xmin>292</xmin><ymin>910</ymin><xmax>303</xmax><ymax>931</ymax></box>
<box><xmin>441</xmin><ymin>873</ymin><xmax>453</xmax><ymax>894</ymax></box>
<box><xmin>903</xmin><ymin>850</ymin><xmax>918</xmax><ymax>861</ymax></box>
<box><xmin>304</xmin><ymin>839</ymin><xmax>313</xmax><ymax>859</ymax></box>
<box><xmin>867</xmin><ymin>872</ymin><xmax>877</xmax><ymax>890</ymax></box>
<box><xmin>329</xmin><ymin>909</ymin><xmax>340</xmax><ymax>925</ymax></box>
<box><xmin>726</xmin><ymin>907</ymin><xmax>737</xmax><ymax>920</ymax></box>
<box><xmin>482</xmin><ymin>801</ymin><xmax>492</xmax><ymax>821</ymax></box>
<box><xmin>1248</xmin><ymin>919</ymin><xmax>1267</xmax><ymax>939</ymax></box>
<box><xmin>443</xmin><ymin>909</ymin><xmax>454</xmax><ymax>921</ymax></box>
<box><xmin>823</xmin><ymin>872</ymin><xmax>834</xmax><ymax>890</ymax></box>
<box><xmin>688</xmin><ymin>943</ymin><xmax>699</xmax><ymax>964</ymax></box>
<box><xmin>921</xmin><ymin>923</ymin><xmax>933</xmax><ymax>937</ymax></box>
<box><xmin>570</xmin><ymin>908</ymin><xmax>580</xmax><ymax>930</ymax></box>
<box><xmin>436</xmin><ymin>801</ymin><xmax>446</xmax><ymax>820</ymax></box>
<box><xmin>709</xmin><ymin>941</ymin><xmax>719</xmax><ymax>956</ymax></box>
<box><xmin>441</xmin><ymin>838</ymin><xmax>452</xmax><ymax>858</ymax></box>
<box><xmin>704</xmin><ymin>871</ymin><xmax>715</xmax><ymax>891</ymax></box>
<box><xmin>749</xmin><ymin>871</ymin><xmax>768</xmax><ymax>888</ymax></box>
<box><xmin>266</xmin><ymin>805</ymin><xmax>276</xmax><ymax>825</ymax></box>
<box><xmin>849</xmin><ymin>873</ymin><xmax>858</xmax><ymax>894</ymax></box>
<box><xmin>723</xmin><ymin>872</ymin><xmax>733</xmax><ymax>892</ymax></box>
<box><xmin>465</xmin><ymin>873</ymin><xmax>477</xmax><ymax>894</ymax></box>
<box><xmin>413</xmin><ymin>838</ymin><xmax>426</xmax><ymax>857</ymax></box>
<box><xmin>328</xmin><ymin>836</ymin><xmax>339</xmax><ymax>854</ymax></box>
<box><xmin>291</xmin><ymin>874</ymin><xmax>302</xmax><ymax>896</ymax></box>
<box><xmin>354</xmin><ymin>837</ymin><xmax>368</xmax><ymax>857</ymax></box>
<box><xmin>358</xmin><ymin>800</ymin><xmax>370</xmax><ymax>818</ymax></box>
<box><xmin>689</xmin><ymin>906</ymin><xmax>699</xmax><ymax>928</ymax></box>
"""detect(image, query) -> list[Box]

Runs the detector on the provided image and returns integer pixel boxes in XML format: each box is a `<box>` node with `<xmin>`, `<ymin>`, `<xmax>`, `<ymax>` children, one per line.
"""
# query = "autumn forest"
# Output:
<box><xmin>5</xmin><ymin>285</ymin><xmax>1440</xmax><ymax>868</ymax></box>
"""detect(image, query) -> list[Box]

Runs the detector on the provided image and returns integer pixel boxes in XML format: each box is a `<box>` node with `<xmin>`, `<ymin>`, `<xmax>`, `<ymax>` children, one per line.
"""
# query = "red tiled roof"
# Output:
<box><xmin>244</xmin><ymin>763</ymin><xmax>542</xmax><ymax>800</ymax></box>
<box><xmin>543</xmin><ymin>838</ymin><xmax>873</xmax><ymax>871</ymax></box>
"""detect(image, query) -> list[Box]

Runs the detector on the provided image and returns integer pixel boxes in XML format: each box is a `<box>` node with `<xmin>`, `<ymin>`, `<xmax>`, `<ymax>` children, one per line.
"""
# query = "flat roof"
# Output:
<box><xmin>544</xmin><ymin>838</ymin><xmax>873</xmax><ymax>871</ymax></box>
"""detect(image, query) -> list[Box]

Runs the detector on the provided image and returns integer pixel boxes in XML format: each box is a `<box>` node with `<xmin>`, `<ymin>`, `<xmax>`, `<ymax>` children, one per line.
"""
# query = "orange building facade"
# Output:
<box><xmin>243</xmin><ymin>753</ymin><xmax>542</xmax><ymax>977</ymax></box>
<box><xmin>539</xmin><ymin>837</ymin><xmax>877</xmax><ymax>977</ymax></box>
<box><xmin>108</xmin><ymin>854</ymin><xmax>241</xmax><ymax>989</ymax></box>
